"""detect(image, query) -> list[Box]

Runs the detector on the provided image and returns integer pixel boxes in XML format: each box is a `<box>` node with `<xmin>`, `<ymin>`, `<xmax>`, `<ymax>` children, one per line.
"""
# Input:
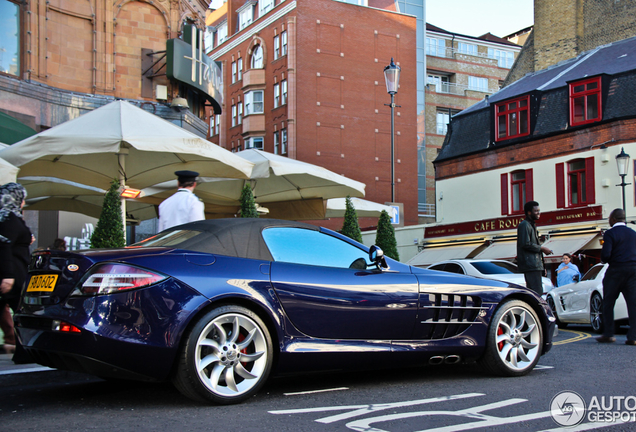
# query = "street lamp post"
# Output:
<box><xmin>384</xmin><ymin>58</ymin><xmax>401</xmax><ymax>203</ymax></box>
<box><xmin>615</xmin><ymin>147</ymin><xmax>631</xmax><ymax>213</ymax></box>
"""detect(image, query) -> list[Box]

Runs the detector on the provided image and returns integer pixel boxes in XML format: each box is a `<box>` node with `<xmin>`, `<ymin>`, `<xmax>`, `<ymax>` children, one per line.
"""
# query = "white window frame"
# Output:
<box><xmin>488</xmin><ymin>48</ymin><xmax>515</xmax><ymax>68</ymax></box>
<box><xmin>281</xmin><ymin>79</ymin><xmax>287</xmax><ymax>105</ymax></box>
<box><xmin>238</xmin><ymin>5</ymin><xmax>254</xmax><ymax>30</ymax></box>
<box><xmin>251</xmin><ymin>45</ymin><xmax>263</xmax><ymax>69</ymax></box>
<box><xmin>215</xmin><ymin>114</ymin><xmax>221</xmax><ymax>135</ymax></box>
<box><xmin>244</xmin><ymin>90</ymin><xmax>264</xmax><ymax>115</ymax></box>
<box><xmin>231</xmin><ymin>61</ymin><xmax>237</xmax><ymax>83</ymax></box>
<box><xmin>237</xmin><ymin>57</ymin><xmax>243</xmax><ymax>80</ymax></box>
<box><xmin>237</xmin><ymin>101</ymin><xmax>243</xmax><ymax>125</ymax></box>
<box><xmin>274</xmin><ymin>131</ymin><xmax>280</xmax><ymax>155</ymax></box>
<box><xmin>426</xmin><ymin>37</ymin><xmax>446</xmax><ymax>57</ymax></box>
<box><xmin>427</xmin><ymin>74</ymin><xmax>450</xmax><ymax>93</ymax></box>
<box><xmin>231</xmin><ymin>104</ymin><xmax>237</xmax><ymax>127</ymax></box>
<box><xmin>259</xmin><ymin>0</ymin><xmax>274</xmax><ymax>17</ymax></box>
<box><xmin>458</xmin><ymin>42</ymin><xmax>477</xmax><ymax>56</ymax></box>
<box><xmin>468</xmin><ymin>76</ymin><xmax>488</xmax><ymax>92</ymax></box>
<box><xmin>281</xmin><ymin>129</ymin><xmax>288</xmax><ymax>155</ymax></box>
<box><xmin>217</xmin><ymin>21</ymin><xmax>228</xmax><ymax>45</ymax></box>
<box><xmin>436</xmin><ymin>111</ymin><xmax>450</xmax><ymax>135</ymax></box>
<box><xmin>281</xmin><ymin>30</ymin><xmax>288</xmax><ymax>56</ymax></box>
<box><xmin>274</xmin><ymin>35</ymin><xmax>280</xmax><ymax>60</ymax></box>
<box><xmin>245</xmin><ymin>137</ymin><xmax>264</xmax><ymax>150</ymax></box>
<box><xmin>274</xmin><ymin>83</ymin><xmax>280</xmax><ymax>108</ymax></box>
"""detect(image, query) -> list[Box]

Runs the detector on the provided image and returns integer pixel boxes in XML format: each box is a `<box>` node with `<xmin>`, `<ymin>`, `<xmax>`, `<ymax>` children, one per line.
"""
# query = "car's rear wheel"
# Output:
<box><xmin>479</xmin><ymin>300</ymin><xmax>543</xmax><ymax>377</ymax></box>
<box><xmin>546</xmin><ymin>295</ymin><xmax>567</xmax><ymax>329</ymax></box>
<box><xmin>173</xmin><ymin>305</ymin><xmax>273</xmax><ymax>404</ymax></box>
<box><xmin>590</xmin><ymin>292</ymin><xmax>604</xmax><ymax>333</ymax></box>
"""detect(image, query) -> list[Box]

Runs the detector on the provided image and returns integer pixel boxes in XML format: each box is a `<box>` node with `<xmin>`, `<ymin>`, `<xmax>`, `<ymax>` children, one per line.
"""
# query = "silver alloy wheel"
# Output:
<box><xmin>495</xmin><ymin>305</ymin><xmax>541</xmax><ymax>371</ymax></box>
<box><xmin>195</xmin><ymin>312</ymin><xmax>268</xmax><ymax>398</ymax></box>
<box><xmin>590</xmin><ymin>293</ymin><xmax>603</xmax><ymax>333</ymax></box>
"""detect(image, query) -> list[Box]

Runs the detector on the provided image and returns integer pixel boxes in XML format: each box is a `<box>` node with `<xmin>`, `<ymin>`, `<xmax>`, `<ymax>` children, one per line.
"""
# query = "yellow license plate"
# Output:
<box><xmin>26</xmin><ymin>274</ymin><xmax>58</xmax><ymax>292</ymax></box>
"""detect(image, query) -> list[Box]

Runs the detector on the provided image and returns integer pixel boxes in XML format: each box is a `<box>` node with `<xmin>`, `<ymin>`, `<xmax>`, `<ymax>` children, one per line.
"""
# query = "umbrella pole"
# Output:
<box><xmin>118</xmin><ymin>151</ymin><xmax>127</xmax><ymax>244</ymax></box>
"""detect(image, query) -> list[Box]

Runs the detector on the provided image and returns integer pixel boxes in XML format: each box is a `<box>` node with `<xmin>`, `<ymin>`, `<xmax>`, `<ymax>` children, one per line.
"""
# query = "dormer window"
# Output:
<box><xmin>495</xmin><ymin>95</ymin><xmax>530</xmax><ymax>141</ymax></box>
<box><xmin>259</xmin><ymin>0</ymin><xmax>274</xmax><ymax>17</ymax></box>
<box><xmin>569</xmin><ymin>76</ymin><xmax>602</xmax><ymax>126</ymax></box>
<box><xmin>238</xmin><ymin>1</ymin><xmax>256</xmax><ymax>30</ymax></box>
<box><xmin>217</xmin><ymin>21</ymin><xmax>228</xmax><ymax>45</ymax></box>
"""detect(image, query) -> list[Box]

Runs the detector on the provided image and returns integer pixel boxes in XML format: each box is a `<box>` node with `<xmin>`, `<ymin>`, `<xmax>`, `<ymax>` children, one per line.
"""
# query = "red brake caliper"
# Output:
<box><xmin>238</xmin><ymin>333</ymin><xmax>248</xmax><ymax>367</ymax></box>
<box><xmin>497</xmin><ymin>326</ymin><xmax>504</xmax><ymax>351</ymax></box>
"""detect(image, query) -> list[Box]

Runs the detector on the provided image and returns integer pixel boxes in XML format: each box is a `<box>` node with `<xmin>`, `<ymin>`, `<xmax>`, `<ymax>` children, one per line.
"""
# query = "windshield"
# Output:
<box><xmin>471</xmin><ymin>261</ymin><xmax>519</xmax><ymax>275</ymax></box>
<box><xmin>581</xmin><ymin>264</ymin><xmax>604</xmax><ymax>281</ymax></box>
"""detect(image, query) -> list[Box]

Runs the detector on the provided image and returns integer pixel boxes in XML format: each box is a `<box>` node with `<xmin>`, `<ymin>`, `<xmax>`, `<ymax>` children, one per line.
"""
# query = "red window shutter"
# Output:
<box><xmin>586</xmin><ymin>156</ymin><xmax>596</xmax><ymax>204</ymax></box>
<box><xmin>525</xmin><ymin>169</ymin><xmax>534</xmax><ymax>202</ymax></box>
<box><xmin>501</xmin><ymin>173</ymin><xmax>509</xmax><ymax>215</ymax></box>
<box><xmin>556</xmin><ymin>163</ymin><xmax>565</xmax><ymax>208</ymax></box>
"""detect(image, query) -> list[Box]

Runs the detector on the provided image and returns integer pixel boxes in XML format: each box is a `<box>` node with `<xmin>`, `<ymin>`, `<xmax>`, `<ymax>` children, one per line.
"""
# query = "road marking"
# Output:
<box><xmin>553</xmin><ymin>329</ymin><xmax>591</xmax><ymax>345</ymax></box>
<box><xmin>534</xmin><ymin>364</ymin><xmax>554</xmax><ymax>370</ymax></box>
<box><xmin>284</xmin><ymin>387</ymin><xmax>349</xmax><ymax>396</ymax></box>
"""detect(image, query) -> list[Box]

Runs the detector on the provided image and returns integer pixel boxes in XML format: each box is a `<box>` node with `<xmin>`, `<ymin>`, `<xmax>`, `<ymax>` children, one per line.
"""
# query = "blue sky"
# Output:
<box><xmin>426</xmin><ymin>0</ymin><xmax>534</xmax><ymax>38</ymax></box>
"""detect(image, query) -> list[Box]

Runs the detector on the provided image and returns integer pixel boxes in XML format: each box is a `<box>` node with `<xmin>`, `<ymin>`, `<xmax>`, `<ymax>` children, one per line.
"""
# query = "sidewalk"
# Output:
<box><xmin>0</xmin><ymin>353</ymin><xmax>53</xmax><ymax>376</ymax></box>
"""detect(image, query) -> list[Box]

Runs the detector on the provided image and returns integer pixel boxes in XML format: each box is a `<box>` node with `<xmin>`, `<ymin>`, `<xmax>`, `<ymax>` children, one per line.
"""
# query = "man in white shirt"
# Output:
<box><xmin>158</xmin><ymin>170</ymin><xmax>205</xmax><ymax>231</ymax></box>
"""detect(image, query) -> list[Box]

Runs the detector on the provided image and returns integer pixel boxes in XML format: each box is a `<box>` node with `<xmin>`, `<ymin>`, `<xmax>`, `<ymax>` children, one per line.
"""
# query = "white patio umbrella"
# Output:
<box><xmin>325</xmin><ymin>197</ymin><xmax>395</xmax><ymax>218</ymax></box>
<box><xmin>0</xmin><ymin>157</ymin><xmax>19</xmax><ymax>185</ymax></box>
<box><xmin>0</xmin><ymin>100</ymin><xmax>253</xmax><ymax>238</ymax></box>
<box><xmin>142</xmin><ymin>149</ymin><xmax>366</xmax><ymax>219</ymax></box>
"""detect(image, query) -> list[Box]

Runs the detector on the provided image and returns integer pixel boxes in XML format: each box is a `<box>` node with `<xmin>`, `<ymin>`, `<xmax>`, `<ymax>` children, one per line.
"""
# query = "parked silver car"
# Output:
<box><xmin>427</xmin><ymin>259</ymin><xmax>554</xmax><ymax>294</ymax></box>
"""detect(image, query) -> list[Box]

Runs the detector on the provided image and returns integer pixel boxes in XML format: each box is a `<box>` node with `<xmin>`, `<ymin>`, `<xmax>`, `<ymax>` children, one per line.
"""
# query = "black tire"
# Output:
<box><xmin>590</xmin><ymin>292</ymin><xmax>604</xmax><ymax>334</ymax></box>
<box><xmin>546</xmin><ymin>295</ymin><xmax>567</xmax><ymax>329</ymax></box>
<box><xmin>479</xmin><ymin>299</ymin><xmax>543</xmax><ymax>377</ymax></box>
<box><xmin>173</xmin><ymin>305</ymin><xmax>273</xmax><ymax>404</ymax></box>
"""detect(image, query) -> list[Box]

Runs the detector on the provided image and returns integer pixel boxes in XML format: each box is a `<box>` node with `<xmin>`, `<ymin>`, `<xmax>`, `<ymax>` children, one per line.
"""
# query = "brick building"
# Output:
<box><xmin>423</xmin><ymin>24</ymin><xmax>521</xmax><ymax>222</ymax></box>
<box><xmin>205</xmin><ymin>0</ymin><xmax>420</xmax><ymax>229</ymax></box>
<box><xmin>0</xmin><ymin>0</ymin><xmax>219</xmax><ymax>247</ymax></box>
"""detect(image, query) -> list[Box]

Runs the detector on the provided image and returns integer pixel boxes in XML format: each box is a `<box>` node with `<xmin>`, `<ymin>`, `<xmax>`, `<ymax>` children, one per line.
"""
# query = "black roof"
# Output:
<box><xmin>436</xmin><ymin>36</ymin><xmax>636</xmax><ymax>163</ymax></box>
<box><xmin>150</xmin><ymin>218</ymin><xmax>319</xmax><ymax>261</ymax></box>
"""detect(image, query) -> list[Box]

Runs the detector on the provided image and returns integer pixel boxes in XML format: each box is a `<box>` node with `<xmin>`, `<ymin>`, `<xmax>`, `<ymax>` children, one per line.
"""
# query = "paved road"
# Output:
<box><xmin>1</xmin><ymin>326</ymin><xmax>634</xmax><ymax>432</ymax></box>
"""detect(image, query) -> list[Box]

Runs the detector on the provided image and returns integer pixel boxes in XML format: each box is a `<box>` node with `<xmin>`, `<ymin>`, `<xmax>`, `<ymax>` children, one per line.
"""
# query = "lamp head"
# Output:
<box><xmin>383</xmin><ymin>58</ymin><xmax>401</xmax><ymax>95</ymax></box>
<box><xmin>616</xmin><ymin>147</ymin><xmax>631</xmax><ymax>176</ymax></box>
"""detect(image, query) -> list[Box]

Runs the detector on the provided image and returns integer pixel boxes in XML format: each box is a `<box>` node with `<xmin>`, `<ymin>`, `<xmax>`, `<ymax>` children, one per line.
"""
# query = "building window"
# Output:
<box><xmin>281</xmin><ymin>128</ymin><xmax>288</xmax><ymax>154</ymax></box>
<box><xmin>237</xmin><ymin>57</ymin><xmax>243</xmax><ymax>80</ymax></box>
<box><xmin>245</xmin><ymin>90</ymin><xmax>264</xmax><ymax>115</ymax></box>
<box><xmin>274</xmin><ymin>131</ymin><xmax>280</xmax><ymax>154</ymax></box>
<box><xmin>237</xmin><ymin>101</ymin><xmax>243</xmax><ymax>124</ymax></box>
<box><xmin>556</xmin><ymin>158</ymin><xmax>595</xmax><ymax>208</ymax></box>
<box><xmin>0</xmin><ymin>0</ymin><xmax>20</xmax><ymax>76</ymax></box>
<box><xmin>273</xmin><ymin>83</ymin><xmax>280</xmax><ymax>108</ymax></box>
<box><xmin>238</xmin><ymin>4</ymin><xmax>254</xmax><ymax>30</ymax></box>
<box><xmin>495</xmin><ymin>95</ymin><xmax>530</xmax><ymax>141</ymax></box>
<box><xmin>281</xmin><ymin>79</ymin><xmax>287</xmax><ymax>105</ymax></box>
<box><xmin>569</xmin><ymin>76</ymin><xmax>602</xmax><ymax>126</ymax></box>
<box><xmin>231</xmin><ymin>61</ymin><xmax>237</xmax><ymax>83</ymax></box>
<box><xmin>500</xmin><ymin>169</ymin><xmax>533</xmax><ymax>215</ymax></box>
<box><xmin>217</xmin><ymin>21</ymin><xmax>228</xmax><ymax>45</ymax></box>
<box><xmin>426</xmin><ymin>37</ymin><xmax>446</xmax><ymax>57</ymax></box>
<box><xmin>436</xmin><ymin>110</ymin><xmax>450</xmax><ymax>135</ymax></box>
<box><xmin>274</xmin><ymin>35</ymin><xmax>280</xmax><ymax>60</ymax></box>
<box><xmin>488</xmin><ymin>48</ymin><xmax>514</xmax><ymax>68</ymax></box>
<box><xmin>231</xmin><ymin>104</ymin><xmax>237</xmax><ymax>127</ymax></box>
<box><xmin>251</xmin><ymin>45</ymin><xmax>263</xmax><ymax>69</ymax></box>
<box><xmin>427</xmin><ymin>74</ymin><xmax>450</xmax><ymax>93</ymax></box>
<box><xmin>236</xmin><ymin>140</ymin><xmax>242</xmax><ymax>152</ymax></box>
<box><xmin>210</xmin><ymin>115</ymin><xmax>216</xmax><ymax>136</ymax></box>
<box><xmin>281</xmin><ymin>30</ymin><xmax>287</xmax><ymax>56</ymax></box>
<box><xmin>259</xmin><ymin>0</ymin><xmax>274</xmax><ymax>17</ymax></box>
<box><xmin>458</xmin><ymin>42</ymin><xmax>477</xmax><ymax>56</ymax></box>
<box><xmin>245</xmin><ymin>137</ymin><xmax>264</xmax><ymax>150</ymax></box>
<box><xmin>468</xmin><ymin>76</ymin><xmax>488</xmax><ymax>92</ymax></box>
<box><xmin>205</xmin><ymin>26</ymin><xmax>214</xmax><ymax>52</ymax></box>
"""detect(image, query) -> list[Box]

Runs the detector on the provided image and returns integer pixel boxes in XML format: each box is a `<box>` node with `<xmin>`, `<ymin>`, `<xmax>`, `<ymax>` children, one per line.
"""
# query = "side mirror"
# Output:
<box><xmin>573</xmin><ymin>274</ymin><xmax>580</xmax><ymax>283</ymax></box>
<box><xmin>369</xmin><ymin>245</ymin><xmax>388</xmax><ymax>270</ymax></box>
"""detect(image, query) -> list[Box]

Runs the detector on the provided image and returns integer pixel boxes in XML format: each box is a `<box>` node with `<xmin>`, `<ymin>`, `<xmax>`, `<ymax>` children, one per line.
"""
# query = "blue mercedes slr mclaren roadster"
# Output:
<box><xmin>16</xmin><ymin>219</ymin><xmax>555</xmax><ymax>404</ymax></box>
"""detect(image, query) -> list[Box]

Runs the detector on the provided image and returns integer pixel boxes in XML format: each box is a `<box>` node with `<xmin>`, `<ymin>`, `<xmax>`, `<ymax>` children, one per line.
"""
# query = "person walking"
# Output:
<box><xmin>0</xmin><ymin>182</ymin><xmax>35</xmax><ymax>362</ymax></box>
<box><xmin>556</xmin><ymin>253</ymin><xmax>581</xmax><ymax>287</ymax></box>
<box><xmin>158</xmin><ymin>170</ymin><xmax>205</xmax><ymax>231</ymax></box>
<box><xmin>596</xmin><ymin>208</ymin><xmax>636</xmax><ymax>344</ymax></box>
<box><xmin>517</xmin><ymin>201</ymin><xmax>553</xmax><ymax>296</ymax></box>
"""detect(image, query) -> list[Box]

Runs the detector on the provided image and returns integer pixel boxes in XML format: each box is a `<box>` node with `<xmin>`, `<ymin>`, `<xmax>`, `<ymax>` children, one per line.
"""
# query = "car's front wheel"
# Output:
<box><xmin>479</xmin><ymin>300</ymin><xmax>543</xmax><ymax>377</ymax></box>
<box><xmin>590</xmin><ymin>292</ymin><xmax>604</xmax><ymax>333</ymax></box>
<box><xmin>173</xmin><ymin>305</ymin><xmax>273</xmax><ymax>404</ymax></box>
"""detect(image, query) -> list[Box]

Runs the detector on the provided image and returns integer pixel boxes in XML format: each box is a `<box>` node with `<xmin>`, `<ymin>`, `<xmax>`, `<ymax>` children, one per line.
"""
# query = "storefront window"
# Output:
<box><xmin>0</xmin><ymin>0</ymin><xmax>20</xmax><ymax>76</ymax></box>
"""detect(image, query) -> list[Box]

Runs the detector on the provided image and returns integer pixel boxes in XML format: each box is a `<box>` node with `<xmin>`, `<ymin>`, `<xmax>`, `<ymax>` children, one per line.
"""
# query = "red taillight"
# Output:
<box><xmin>53</xmin><ymin>321</ymin><xmax>81</xmax><ymax>333</ymax></box>
<box><xmin>80</xmin><ymin>263</ymin><xmax>167</xmax><ymax>295</ymax></box>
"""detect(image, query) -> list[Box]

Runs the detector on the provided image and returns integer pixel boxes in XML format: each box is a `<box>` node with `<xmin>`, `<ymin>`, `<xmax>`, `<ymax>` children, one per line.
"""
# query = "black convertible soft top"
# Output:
<box><xmin>140</xmin><ymin>218</ymin><xmax>320</xmax><ymax>261</ymax></box>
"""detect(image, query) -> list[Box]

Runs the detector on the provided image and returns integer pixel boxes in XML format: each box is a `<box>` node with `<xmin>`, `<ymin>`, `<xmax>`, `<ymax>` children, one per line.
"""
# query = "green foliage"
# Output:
<box><xmin>90</xmin><ymin>180</ymin><xmax>125</xmax><ymax>248</ymax></box>
<box><xmin>375</xmin><ymin>210</ymin><xmax>399</xmax><ymax>261</ymax></box>
<box><xmin>340</xmin><ymin>196</ymin><xmax>362</xmax><ymax>242</ymax></box>
<box><xmin>239</xmin><ymin>184</ymin><xmax>259</xmax><ymax>218</ymax></box>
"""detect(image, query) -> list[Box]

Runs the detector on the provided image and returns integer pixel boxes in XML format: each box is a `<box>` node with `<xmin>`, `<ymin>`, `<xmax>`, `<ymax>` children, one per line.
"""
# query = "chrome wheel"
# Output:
<box><xmin>479</xmin><ymin>300</ymin><xmax>543</xmax><ymax>376</ymax></box>
<box><xmin>174</xmin><ymin>305</ymin><xmax>273</xmax><ymax>404</ymax></box>
<box><xmin>590</xmin><ymin>293</ymin><xmax>603</xmax><ymax>333</ymax></box>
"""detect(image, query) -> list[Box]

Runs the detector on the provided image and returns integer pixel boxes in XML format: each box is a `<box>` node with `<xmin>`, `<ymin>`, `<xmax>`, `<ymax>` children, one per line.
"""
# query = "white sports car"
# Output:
<box><xmin>546</xmin><ymin>263</ymin><xmax>629</xmax><ymax>333</ymax></box>
<box><xmin>427</xmin><ymin>259</ymin><xmax>554</xmax><ymax>294</ymax></box>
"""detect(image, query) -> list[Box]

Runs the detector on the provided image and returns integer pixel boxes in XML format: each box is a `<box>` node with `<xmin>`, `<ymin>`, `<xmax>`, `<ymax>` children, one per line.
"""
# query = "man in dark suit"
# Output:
<box><xmin>597</xmin><ymin>208</ymin><xmax>636</xmax><ymax>344</ymax></box>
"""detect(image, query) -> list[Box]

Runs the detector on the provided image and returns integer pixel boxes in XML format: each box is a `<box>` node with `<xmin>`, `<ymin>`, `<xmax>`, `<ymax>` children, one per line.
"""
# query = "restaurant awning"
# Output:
<box><xmin>0</xmin><ymin>111</ymin><xmax>36</xmax><ymax>145</ymax></box>
<box><xmin>473</xmin><ymin>240</ymin><xmax>517</xmax><ymax>261</ymax></box>
<box><xmin>541</xmin><ymin>233</ymin><xmax>599</xmax><ymax>264</ymax></box>
<box><xmin>407</xmin><ymin>243</ymin><xmax>485</xmax><ymax>267</ymax></box>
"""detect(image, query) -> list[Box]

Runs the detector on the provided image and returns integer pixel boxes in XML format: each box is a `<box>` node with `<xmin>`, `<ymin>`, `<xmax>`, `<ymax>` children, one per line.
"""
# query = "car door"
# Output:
<box><xmin>264</xmin><ymin>227</ymin><xmax>419</xmax><ymax>340</ymax></box>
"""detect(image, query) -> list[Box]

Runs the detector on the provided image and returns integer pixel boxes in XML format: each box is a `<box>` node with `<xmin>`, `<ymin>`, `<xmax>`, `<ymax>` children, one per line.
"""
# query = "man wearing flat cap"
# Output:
<box><xmin>158</xmin><ymin>170</ymin><xmax>205</xmax><ymax>231</ymax></box>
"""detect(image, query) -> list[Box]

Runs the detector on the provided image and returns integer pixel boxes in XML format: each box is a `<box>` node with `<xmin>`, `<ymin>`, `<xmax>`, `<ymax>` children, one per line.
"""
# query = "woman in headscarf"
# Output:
<box><xmin>556</xmin><ymin>253</ymin><xmax>581</xmax><ymax>287</ymax></box>
<box><xmin>0</xmin><ymin>183</ymin><xmax>34</xmax><ymax>357</ymax></box>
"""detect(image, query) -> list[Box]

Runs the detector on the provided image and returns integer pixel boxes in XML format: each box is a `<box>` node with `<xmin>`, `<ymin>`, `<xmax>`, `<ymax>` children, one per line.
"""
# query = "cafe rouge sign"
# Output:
<box><xmin>425</xmin><ymin>206</ymin><xmax>603</xmax><ymax>238</ymax></box>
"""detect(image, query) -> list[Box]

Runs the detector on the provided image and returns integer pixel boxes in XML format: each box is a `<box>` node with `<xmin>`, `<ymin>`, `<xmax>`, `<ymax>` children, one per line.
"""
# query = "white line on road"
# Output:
<box><xmin>284</xmin><ymin>387</ymin><xmax>349</xmax><ymax>396</ymax></box>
